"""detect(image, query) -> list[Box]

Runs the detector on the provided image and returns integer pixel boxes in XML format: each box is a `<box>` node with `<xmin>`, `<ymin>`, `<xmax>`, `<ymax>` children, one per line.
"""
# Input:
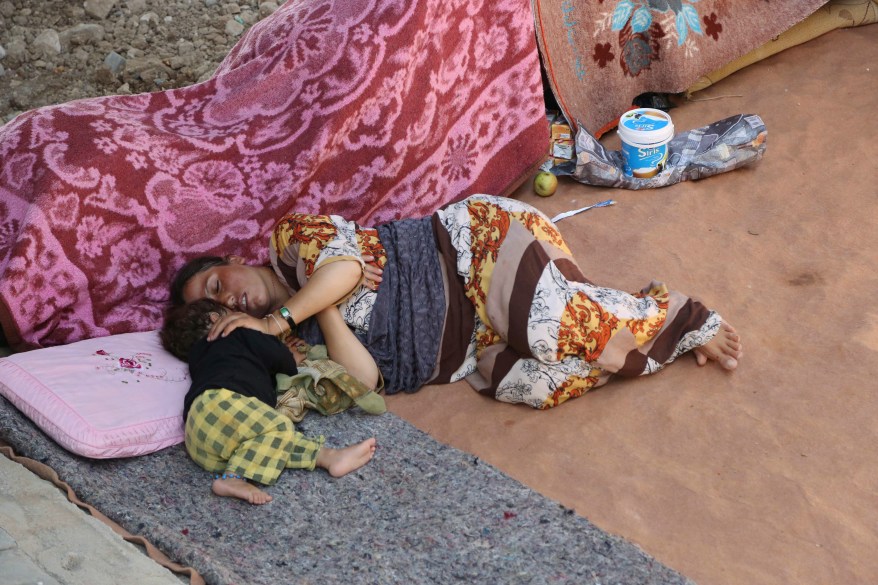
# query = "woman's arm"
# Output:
<box><xmin>281</xmin><ymin>259</ymin><xmax>363</xmax><ymax>325</ymax></box>
<box><xmin>315</xmin><ymin>305</ymin><xmax>380</xmax><ymax>390</ymax></box>
<box><xmin>206</xmin><ymin>259</ymin><xmax>365</xmax><ymax>341</ymax></box>
<box><xmin>208</xmin><ymin>212</ymin><xmax>373</xmax><ymax>341</ymax></box>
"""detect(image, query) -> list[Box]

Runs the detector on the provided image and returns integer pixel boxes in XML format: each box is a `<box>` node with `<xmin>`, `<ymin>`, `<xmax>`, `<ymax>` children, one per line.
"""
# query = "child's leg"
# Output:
<box><xmin>186</xmin><ymin>389</ymin><xmax>324</xmax><ymax>504</ymax></box>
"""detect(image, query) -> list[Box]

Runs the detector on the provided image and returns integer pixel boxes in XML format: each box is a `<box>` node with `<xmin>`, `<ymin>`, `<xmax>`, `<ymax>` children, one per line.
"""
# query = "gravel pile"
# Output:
<box><xmin>0</xmin><ymin>0</ymin><xmax>278</xmax><ymax>124</ymax></box>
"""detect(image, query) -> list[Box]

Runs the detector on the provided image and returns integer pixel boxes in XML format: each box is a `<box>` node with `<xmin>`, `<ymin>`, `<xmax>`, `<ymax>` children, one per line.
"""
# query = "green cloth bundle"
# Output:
<box><xmin>275</xmin><ymin>344</ymin><xmax>385</xmax><ymax>422</ymax></box>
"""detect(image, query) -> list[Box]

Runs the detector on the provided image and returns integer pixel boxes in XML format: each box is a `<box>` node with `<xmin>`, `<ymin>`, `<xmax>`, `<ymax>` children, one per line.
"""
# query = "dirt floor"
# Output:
<box><xmin>388</xmin><ymin>25</ymin><xmax>878</xmax><ymax>585</ymax></box>
<box><xmin>0</xmin><ymin>0</ymin><xmax>268</xmax><ymax>123</ymax></box>
<box><xmin>2</xmin><ymin>3</ymin><xmax>876</xmax><ymax>584</ymax></box>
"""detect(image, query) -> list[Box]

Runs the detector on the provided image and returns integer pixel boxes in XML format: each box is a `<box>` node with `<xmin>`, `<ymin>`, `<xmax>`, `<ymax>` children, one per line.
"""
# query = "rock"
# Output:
<box><xmin>224</xmin><ymin>18</ymin><xmax>244</xmax><ymax>37</ymax></box>
<box><xmin>239</xmin><ymin>9</ymin><xmax>257</xmax><ymax>25</ymax></box>
<box><xmin>6</xmin><ymin>37</ymin><xmax>27</xmax><ymax>63</ymax></box>
<box><xmin>72</xmin><ymin>47</ymin><xmax>90</xmax><ymax>66</ymax></box>
<box><xmin>59</xmin><ymin>24</ymin><xmax>106</xmax><ymax>48</ymax></box>
<box><xmin>94</xmin><ymin>66</ymin><xmax>116</xmax><ymax>85</ymax></box>
<box><xmin>10</xmin><ymin>81</ymin><xmax>44</xmax><ymax>109</ymax></box>
<box><xmin>126</xmin><ymin>0</ymin><xmax>147</xmax><ymax>14</ymax></box>
<box><xmin>0</xmin><ymin>0</ymin><xmax>264</xmax><ymax>120</ymax></box>
<box><xmin>103</xmin><ymin>51</ymin><xmax>126</xmax><ymax>75</ymax></box>
<box><xmin>33</xmin><ymin>29</ymin><xmax>61</xmax><ymax>56</ymax></box>
<box><xmin>259</xmin><ymin>2</ymin><xmax>279</xmax><ymax>18</ymax></box>
<box><xmin>139</xmin><ymin>11</ymin><xmax>160</xmax><ymax>25</ymax></box>
<box><xmin>123</xmin><ymin>55</ymin><xmax>172</xmax><ymax>82</ymax></box>
<box><xmin>84</xmin><ymin>0</ymin><xmax>118</xmax><ymax>20</ymax></box>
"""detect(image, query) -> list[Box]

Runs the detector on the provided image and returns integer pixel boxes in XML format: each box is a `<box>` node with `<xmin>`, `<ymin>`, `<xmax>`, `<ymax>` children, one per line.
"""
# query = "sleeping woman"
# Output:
<box><xmin>170</xmin><ymin>194</ymin><xmax>742</xmax><ymax>409</ymax></box>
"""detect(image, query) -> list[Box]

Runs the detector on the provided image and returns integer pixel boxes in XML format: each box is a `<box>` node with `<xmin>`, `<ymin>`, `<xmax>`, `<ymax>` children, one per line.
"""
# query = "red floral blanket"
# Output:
<box><xmin>0</xmin><ymin>0</ymin><xmax>548</xmax><ymax>351</ymax></box>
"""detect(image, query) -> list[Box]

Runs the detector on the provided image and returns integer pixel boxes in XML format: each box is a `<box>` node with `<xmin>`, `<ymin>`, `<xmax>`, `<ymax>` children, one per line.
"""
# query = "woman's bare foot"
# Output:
<box><xmin>212</xmin><ymin>477</ymin><xmax>272</xmax><ymax>505</ymax></box>
<box><xmin>316</xmin><ymin>438</ymin><xmax>377</xmax><ymax>478</ymax></box>
<box><xmin>694</xmin><ymin>320</ymin><xmax>743</xmax><ymax>370</ymax></box>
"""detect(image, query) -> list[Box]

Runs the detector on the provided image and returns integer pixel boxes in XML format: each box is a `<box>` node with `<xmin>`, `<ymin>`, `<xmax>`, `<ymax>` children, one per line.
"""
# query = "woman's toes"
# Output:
<box><xmin>694</xmin><ymin>348</ymin><xmax>708</xmax><ymax>366</ymax></box>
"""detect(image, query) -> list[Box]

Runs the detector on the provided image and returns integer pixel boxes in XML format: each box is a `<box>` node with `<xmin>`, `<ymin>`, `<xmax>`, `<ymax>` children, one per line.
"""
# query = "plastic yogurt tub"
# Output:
<box><xmin>618</xmin><ymin>108</ymin><xmax>674</xmax><ymax>178</ymax></box>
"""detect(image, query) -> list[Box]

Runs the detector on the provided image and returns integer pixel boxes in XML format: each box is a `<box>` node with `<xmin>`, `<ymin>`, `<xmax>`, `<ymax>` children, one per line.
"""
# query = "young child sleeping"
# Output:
<box><xmin>160</xmin><ymin>298</ymin><xmax>378</xmax><ymax>505</ymax></box>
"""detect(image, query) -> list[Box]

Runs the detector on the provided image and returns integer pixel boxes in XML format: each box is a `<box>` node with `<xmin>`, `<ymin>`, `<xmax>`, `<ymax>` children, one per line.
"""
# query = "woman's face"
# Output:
<box><xmin>181</xmin><ymin>258</ymin><xmax>273</xmax><ymax>317</ymax></box>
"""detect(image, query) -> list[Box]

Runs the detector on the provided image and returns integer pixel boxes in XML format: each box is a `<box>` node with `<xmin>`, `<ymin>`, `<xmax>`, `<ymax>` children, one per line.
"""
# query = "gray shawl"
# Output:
<box><xmin>359</xmin><ymin>217</ymin><xmax>446</xmax><ymax>393</ymax></box>
<box><xmin>299</xmin><ymin>216</ymin><xmax>446</xmax><ymax>394</ymax></box>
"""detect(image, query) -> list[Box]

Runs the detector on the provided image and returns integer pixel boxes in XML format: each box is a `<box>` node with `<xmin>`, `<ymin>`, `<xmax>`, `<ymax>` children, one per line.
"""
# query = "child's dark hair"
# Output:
<box><xmin>160</xmin><ymin>299</ymin><xmax>227</xmax><ymax>360</ymax></box>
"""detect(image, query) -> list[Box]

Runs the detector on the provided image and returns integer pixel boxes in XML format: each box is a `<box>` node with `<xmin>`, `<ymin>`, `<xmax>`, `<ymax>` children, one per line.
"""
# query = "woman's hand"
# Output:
<box><xmin>206</xmin><ymin>311</ymin><xmax>270</xmax><ymax>341</ymax></box>
<box><xmin>362</xmin><ymin>255</ymin><xmax>383</xmax><ymax>291</ymax></box>
<box><xmin>283</xmin><ymin>336</ymin><xmax>309</xmax><ymax>365</ymax></box>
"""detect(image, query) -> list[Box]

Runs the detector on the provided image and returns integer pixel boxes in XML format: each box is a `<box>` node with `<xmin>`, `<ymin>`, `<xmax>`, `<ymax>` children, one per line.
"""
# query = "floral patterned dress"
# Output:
<box><xmin>269</xmin><ymin>195</ymin><xmax>720</xmax><ymax>409</ymax></box>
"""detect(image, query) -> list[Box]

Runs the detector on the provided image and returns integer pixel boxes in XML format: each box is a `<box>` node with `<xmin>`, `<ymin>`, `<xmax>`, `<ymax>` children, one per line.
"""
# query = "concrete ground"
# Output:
<box><xmin>1</xmin><ymin>24</ymin><xmax>875</xmax><ymax>585</ymax></box>
<box><xmin>0</xmin><ymin>454</ymin><xmax>183</xmax><ymax>585</ymax></box>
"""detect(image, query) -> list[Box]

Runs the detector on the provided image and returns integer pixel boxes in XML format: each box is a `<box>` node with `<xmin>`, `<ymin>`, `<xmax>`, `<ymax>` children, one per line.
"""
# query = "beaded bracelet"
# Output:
<box><xmin>214</xmin><ymin>473</ymin><xmax>243</xmax><ymax>480</ymax></box>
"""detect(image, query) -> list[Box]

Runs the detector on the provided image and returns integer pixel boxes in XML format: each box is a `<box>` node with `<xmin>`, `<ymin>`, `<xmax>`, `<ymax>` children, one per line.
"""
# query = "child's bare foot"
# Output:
<box><xmin>694</xmin><ymin>320</ymin><xmax>743</xmax><ymax>370</ymax></box>
<box><xmin>316</xmin><ymin>438</ymin><xmax>377</xmax><ymax>478</ymax></box>
<box><xmin>212</xmin><ymin>477</ymin><xmax>272</xmax><ymax>505</ymax></box>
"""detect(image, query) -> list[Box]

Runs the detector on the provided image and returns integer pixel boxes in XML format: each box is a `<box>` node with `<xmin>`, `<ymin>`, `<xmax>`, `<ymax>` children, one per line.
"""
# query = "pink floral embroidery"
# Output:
<box><xmin>119</xmin><ymin>357</ymin><xmax>142</xmax><ymax>369</ymax></box>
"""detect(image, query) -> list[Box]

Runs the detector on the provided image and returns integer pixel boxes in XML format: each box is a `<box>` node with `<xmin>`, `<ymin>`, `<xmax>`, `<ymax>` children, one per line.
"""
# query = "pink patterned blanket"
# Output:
<box><xmin>0</xmin><ymin>0</ymin><xmax>548</xmax><ymax>351</ymax></box>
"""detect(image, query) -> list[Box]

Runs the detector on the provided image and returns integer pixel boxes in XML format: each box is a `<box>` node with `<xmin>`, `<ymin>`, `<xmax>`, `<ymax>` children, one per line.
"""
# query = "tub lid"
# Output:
<box><xmin>618</xmin><ymin>108</ymin><xmax>674</xmax><ymax>144</ymax></box>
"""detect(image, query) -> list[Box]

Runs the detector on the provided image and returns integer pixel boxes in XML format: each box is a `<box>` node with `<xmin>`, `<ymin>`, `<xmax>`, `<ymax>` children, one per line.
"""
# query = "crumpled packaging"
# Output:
<box><xmin>554</xmin><ymin>113</ymin><xmax>767</xmax><ymax>189</ymax></box>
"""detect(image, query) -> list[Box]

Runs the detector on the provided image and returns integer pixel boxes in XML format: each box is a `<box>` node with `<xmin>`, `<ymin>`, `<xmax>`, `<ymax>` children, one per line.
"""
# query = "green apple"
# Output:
<box><xmin>533</xmin><ymin>171</ymin><xmax>558</xmax><ymax>197</ymax></box>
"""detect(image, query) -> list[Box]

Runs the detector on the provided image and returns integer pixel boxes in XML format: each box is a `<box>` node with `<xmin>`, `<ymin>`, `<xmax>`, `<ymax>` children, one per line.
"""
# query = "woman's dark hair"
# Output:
<box><xmin>160</xmin><ymin>298</ymin><xmax>227</xmax><ymax>361</ymax></box>
<box><xmin>169</xmin><ymin>256</ymin><xmax>228</xmax><ymax>307</ymax></box>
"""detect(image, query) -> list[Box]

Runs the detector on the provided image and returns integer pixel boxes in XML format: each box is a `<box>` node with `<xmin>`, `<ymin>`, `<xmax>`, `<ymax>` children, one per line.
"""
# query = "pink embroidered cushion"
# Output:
<box><xmin>0</xmin><ymin>331</ymin><xmax>189</xmax><ymax>459</ymax></box>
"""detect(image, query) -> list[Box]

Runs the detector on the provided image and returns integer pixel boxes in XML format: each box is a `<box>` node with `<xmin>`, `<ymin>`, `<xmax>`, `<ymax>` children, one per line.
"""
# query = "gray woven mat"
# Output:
<box><xmin>0</xmin><ymin>396</ymin><xmax>692</xmax><ymax>585</ymax></box>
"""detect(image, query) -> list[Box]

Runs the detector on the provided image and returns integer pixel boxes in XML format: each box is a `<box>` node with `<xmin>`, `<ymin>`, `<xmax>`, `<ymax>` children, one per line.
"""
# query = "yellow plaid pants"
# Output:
<box><xmin>185</xmin><ymin>388</ymin><xmax>324</xmax><ymax>485</ymax></box>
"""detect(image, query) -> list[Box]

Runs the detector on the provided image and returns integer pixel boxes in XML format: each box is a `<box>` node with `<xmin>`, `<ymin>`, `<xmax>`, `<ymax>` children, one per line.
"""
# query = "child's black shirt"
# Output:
<box><xmin>183</xmin><ymin>328</ymin><xmax>297</xmax><ymax>420</ymax></box>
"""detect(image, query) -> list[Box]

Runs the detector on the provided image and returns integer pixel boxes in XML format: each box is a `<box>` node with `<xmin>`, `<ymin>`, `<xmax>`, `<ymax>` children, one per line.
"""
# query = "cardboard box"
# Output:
<box><xmin>551</xmin><ymin>123</ymin><xmax>572</xmax><ymax>142</ymax></box>
<box><xmin>546</xmin><ymin>110</ymin><xmax>575</xmax><ymax>165</ymax></box>
<box><xmin>551</xmin><ymin>139</ymin><xmax>574</xmax><ymax>163</ymax></box>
